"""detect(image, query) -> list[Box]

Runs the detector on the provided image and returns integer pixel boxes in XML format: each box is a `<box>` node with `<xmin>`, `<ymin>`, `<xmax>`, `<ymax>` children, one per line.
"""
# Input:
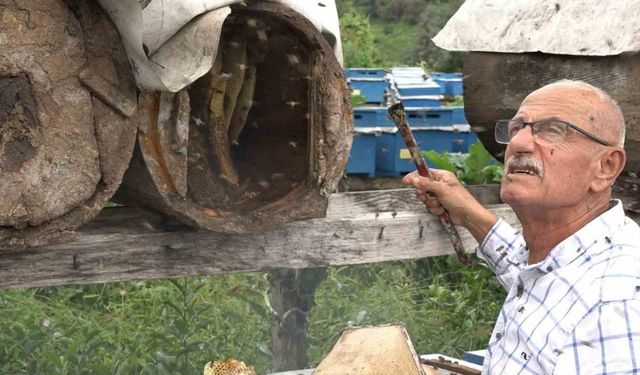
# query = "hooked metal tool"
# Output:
<box><xmin>388</xmin><ymin>102</ymin><xmax>471</xmax><ymax>265</ymax></box>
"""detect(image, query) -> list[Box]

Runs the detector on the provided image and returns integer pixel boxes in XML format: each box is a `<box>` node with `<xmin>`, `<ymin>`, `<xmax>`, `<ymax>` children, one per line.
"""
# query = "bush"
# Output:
<box><xmin>424</xmin><ymin>141</ymin><xmax>504</xmax><ymax>185</ymax></box>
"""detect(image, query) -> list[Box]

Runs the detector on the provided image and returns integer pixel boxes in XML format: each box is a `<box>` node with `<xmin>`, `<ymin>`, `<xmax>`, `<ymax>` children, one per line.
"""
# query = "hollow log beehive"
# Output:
<box><xmin>0</xmin><ymin>0</ymin><xmax>138</xmax><ymax>251</ymax></box>
<box><xmin>463</xmin><ymin>51</ymin><xmax>640</xmax><ymax>173</ymax></box>
<box><xmin>432</xmin><ymin>0</ymin><xmax>640</xmax><ymax>174</ymax></box>
<box><xmin>116</xmin><ymin>1</ymin><xmax>353</xmax><ymax>233</ymax></box>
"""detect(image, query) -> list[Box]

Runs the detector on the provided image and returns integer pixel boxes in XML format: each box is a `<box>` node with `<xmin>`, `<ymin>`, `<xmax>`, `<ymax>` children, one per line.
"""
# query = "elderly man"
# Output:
<box><xmin>403</xmin><ymin>80</ymin><xmax>640</xmax><ymax>374</ymax></box>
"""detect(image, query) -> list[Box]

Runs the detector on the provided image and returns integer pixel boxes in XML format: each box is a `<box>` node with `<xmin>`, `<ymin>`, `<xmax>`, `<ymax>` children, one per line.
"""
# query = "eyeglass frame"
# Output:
<box><xmin>494</xmin><ymin>118</ymin><xmax>611</xmax><ymax>146</ymax></box>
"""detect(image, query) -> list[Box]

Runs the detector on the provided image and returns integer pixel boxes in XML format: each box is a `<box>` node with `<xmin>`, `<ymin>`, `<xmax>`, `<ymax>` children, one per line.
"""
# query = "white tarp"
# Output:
<box><xmin>433</xmin><ymin>0</ymin><xmax>640</xmax><ymax>56</ymax></box>
<box><xmin>98</xmin><ymin>0</ymin><xmax>343</xmax><ymax>92</ymax></box>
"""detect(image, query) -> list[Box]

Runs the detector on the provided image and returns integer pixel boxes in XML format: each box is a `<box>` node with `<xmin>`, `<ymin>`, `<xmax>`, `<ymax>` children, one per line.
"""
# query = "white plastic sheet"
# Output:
<box><xmin>98</xmin><ymin>0</ymin><xmax>343</xmax><ymax>92</ymax></box>
<box><xmin>433</xmin><ymin>0</ymin><xmax>640</xmax><ymax>56</ymax></box>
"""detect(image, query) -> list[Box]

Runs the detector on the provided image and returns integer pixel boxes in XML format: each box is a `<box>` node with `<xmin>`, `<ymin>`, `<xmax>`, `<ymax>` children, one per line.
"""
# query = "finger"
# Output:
<box><xmin>417</xmin><ymin>190</ymin><xmax>436</xmax><ymax>203</ymax></box>
<box><xmin>428</xmin><ymin>206</ymin><xmax>445</xmax><ymax>216</ymax></box>
<box><xmin>410</xmin><ymin>175</ymin><xmax>440</xmax><ymax>194</ymax></box>
<box><xmin>428</xmin><ymin>168</ymin><xmax>451</xmax><ymax>181</ymax></box>
<box><xmin>416</xmin><ymin>190</ymin><xmax>428</xmax><ymax>201</ymax></box>
<box><xmin>401</xmin><ymin>171</ymin><xmax>419</xmax><ymax>185</ymax></box>
<box><xmin>424</xmin><ymin>196</ymin><xmax>441</xmax><ymax>208</ymax></box>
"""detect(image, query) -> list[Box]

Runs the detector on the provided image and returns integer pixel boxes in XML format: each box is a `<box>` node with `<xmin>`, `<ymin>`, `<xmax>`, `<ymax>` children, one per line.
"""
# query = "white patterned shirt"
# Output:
<box><xmin>477</xmin><ymin>200</ymin><xmax>640</xmax><ymax>374</ymax></box>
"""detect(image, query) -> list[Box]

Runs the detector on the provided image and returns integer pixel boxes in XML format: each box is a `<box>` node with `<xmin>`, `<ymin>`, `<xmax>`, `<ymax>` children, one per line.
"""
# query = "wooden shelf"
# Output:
<box><xmin>0</xmin><ymin>186</ymin><xmax>515</xmax><ymax>289</ymax></box>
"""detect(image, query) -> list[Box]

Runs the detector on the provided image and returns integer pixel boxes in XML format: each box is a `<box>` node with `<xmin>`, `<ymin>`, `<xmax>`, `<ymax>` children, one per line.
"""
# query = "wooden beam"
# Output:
<box><xmin>0</xmin><ymin>186</ymin><xmax>517</xmax><ymax>289</ymax></box>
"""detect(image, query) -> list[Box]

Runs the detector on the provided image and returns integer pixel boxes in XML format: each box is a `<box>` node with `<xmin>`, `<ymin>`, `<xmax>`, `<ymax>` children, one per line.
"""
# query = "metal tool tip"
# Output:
<box><xmin>388</xmin><ymin>102</ymin><xmax>404</xmax><ymax>115</ymax></box>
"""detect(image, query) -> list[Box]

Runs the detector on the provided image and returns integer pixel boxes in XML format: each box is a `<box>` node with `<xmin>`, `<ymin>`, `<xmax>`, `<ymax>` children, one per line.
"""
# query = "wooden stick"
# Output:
<box><xmin>421</xmin><ymin>358</ymin><xmax>481</xmax><ymax>375</ymax></box>
<box><xmin>388</xmin><ymin>103</ymin><xmax>471</xmax><ymax>265</ymax></box>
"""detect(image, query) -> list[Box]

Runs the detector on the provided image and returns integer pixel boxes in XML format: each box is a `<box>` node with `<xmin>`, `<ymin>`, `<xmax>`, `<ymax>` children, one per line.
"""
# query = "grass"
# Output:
<box><xmin>0</xmin><ymin>256</ymin><xmax>505</xmax><ymax>374</ymax></box>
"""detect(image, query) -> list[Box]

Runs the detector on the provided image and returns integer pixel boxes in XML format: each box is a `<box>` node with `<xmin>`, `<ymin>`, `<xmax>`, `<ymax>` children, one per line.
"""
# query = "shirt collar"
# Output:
<box><xmin>527</xmin><ymin>200</ymin><xmax>627</xmax><ymax>273</ymax></box>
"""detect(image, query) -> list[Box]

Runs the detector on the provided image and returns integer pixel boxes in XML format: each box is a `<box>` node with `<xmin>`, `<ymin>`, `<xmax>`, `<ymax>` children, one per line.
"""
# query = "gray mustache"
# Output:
<box><xmin>505</xmin><ymin>156</ymin><xmax>544</xmax><ymax>177</ymax></box>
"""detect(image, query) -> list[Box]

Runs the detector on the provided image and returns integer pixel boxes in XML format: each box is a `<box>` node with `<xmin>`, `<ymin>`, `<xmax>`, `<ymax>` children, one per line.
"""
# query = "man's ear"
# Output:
<box><xmin>591</xmin><ymin>147</ymin><xmax>626</xmax><ymax>193</ymax></box>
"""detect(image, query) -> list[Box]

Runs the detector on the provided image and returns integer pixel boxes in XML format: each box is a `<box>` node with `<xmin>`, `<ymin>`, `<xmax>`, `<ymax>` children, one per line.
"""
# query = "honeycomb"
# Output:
<box><xmin>203</xmin><ymin>359</ymin><xmax>258</xmax><ymax>375</ymax></box>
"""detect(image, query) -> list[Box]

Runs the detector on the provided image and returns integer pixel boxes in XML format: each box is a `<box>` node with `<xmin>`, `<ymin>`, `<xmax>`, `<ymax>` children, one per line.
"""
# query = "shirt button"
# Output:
<box><xmin>517</xmin><ymin>284</ymin><xmax>524</xmax><ymax>297</ymax></box>
<box><xmin>546</xmin><ymin>265</ymin><xmax>553</xmax><ymax>272</ymax></box>
<box><xmin>517</xmin><ymin>305</ymin><xmax>525</xmax><ymax>313</ymax></box>
<box><xmin>496</xmin><ymin>332</ymin><xmax>503</xmax><ymax>340</ymax></box>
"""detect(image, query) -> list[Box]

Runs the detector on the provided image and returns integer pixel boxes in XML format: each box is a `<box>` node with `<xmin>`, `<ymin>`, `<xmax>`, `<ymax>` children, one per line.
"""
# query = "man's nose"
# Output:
<box><xmin>507</xmin><ymin>125</ymin><xmax>536</xmax><ymax>153</ymax></box>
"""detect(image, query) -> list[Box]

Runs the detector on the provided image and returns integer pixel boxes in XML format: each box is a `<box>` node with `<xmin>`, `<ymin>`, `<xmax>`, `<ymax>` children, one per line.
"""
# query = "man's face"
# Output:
<box><xmin>500</xmin><ymin>85</ymin><xmax>605</xmax><ymax>211</ymax></box>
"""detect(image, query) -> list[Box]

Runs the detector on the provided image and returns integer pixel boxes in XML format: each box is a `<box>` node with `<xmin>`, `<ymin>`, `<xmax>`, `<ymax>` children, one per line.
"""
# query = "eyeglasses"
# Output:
<box><xmin>495</xmin><ymin>119</ymin><xmax>610</xmax><ymax>146</ymax></box>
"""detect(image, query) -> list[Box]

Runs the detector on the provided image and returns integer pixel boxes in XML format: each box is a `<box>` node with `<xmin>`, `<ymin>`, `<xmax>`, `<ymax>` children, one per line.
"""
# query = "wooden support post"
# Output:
<box><xmin>267</xmin><ymin>268</ymin><xmax>327</xmax><ymax>372</ymax></box>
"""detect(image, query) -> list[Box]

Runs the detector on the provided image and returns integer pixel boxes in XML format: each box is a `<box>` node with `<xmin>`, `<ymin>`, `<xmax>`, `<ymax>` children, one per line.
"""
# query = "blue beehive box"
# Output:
<box><xmin>399</xmin><ymin>95</ymin><xmax>441</xmax><ymax>107</ymax></box>
<box><xmin>375</xmin><ymin>127</ymin><xmax>478</xmax><ymax>176</ymax></box>
<box><xmin>348</xmin><ymin>78</ymin><xmax>389</xmax><ymax>104</ymax></box>
<box><xmin>353</xmin><ymin>107</ymin><xmax>395</xmax><ymax>127</ymax></box>
<box><xmin>374</xmin><ymin>129</ymin><xmax>451</xmax><ymax>176</ymax></box>
<box><xmin>430</xmin><ymin>72</ymin><xmax>463</xmax><ymax>96</ymax></box>
<box><xmin>345</xmin><ymin>68</ymin><xmax>386</xmax><ymax>79</ymax></box>
<box><xmin>405</xmin><ymin>107</ymin><xmax>454</xmax><ymax>126</ymax></box>
<box><xmin>463</xmin><ymin>350</ymin><xmax>487</xmax><ymax>366</ymax></box>
<box><xmin>346</xmin><ymin>131</ymin><xmax>377</xmax><ymax>177</ymax></box>
<box><xmin>435</xmin><ymin>79</ymin><xmax>463</xmax><ymax>96</ymax></box>
<box><xmin>430</xmin><ymin>72</ymin><xmax>462</xmax><ymax>79</ymax></box>
<box><xmin>452</xmin><ymin>107</ymin><xmax>467</xmax><ymax>124</ymax></box>
<box><xmin>396</xmin><ymin>83</ymin><xmax>441</xmax><ymax>97</ymax></box>
<box><xmin>452</xmin><ymin>129</ymin><xmax>478</xmax><ymax>153</ymax></box>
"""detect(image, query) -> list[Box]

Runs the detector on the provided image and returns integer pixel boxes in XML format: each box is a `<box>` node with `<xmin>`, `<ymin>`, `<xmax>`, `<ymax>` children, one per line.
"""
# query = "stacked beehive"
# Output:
<box><xmin>345</xmin><ymin>67</ymin><xmax>477</xmax><ymax>177</ymax></box>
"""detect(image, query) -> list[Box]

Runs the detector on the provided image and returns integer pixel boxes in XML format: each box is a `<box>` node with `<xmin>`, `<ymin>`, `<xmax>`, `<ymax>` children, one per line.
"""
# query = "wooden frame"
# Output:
<box><xmin>0</xmin><ymin>186</ymin><xmax>517</xmax><ymax>289</ymax></box>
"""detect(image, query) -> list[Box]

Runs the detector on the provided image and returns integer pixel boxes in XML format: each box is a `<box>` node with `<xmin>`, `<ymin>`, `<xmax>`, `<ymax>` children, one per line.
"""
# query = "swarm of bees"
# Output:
<box><xmin>203</xmin><ymin>358</ymin><xmax>257</xmax><ymax>375</ymax></box>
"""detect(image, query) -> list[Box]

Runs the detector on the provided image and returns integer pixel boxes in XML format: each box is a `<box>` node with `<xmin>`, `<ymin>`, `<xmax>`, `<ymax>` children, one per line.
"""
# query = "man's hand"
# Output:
<box><xmin>402</xmin><ymin>169</ymin><xmax>498</xmax><ymax>243</ymax></box>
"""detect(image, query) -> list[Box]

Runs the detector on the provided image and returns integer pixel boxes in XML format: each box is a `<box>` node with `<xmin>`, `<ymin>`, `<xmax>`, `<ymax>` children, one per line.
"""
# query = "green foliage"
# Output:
<box><xmin>350</xmin><ymin>93</ymin><xmax>367</xmax><ymax>107</ymax></box>
<box><xmin>424</xmin><ymin>141</ymin><xmax>504</xmax><ymax>184</ymax></box>
<box><xmin>442</xmin><ymin>97</ymin><xmax>464</xmax><ymax>107</ymax></box>
<box><xmin>370</xmin><ymin>0</ymin><xmax>426</xmax><ymax>23</ymax></box>
<box><xmin>308</xmin><ymin>258</ymin><xmax>505</xmax><ymax>364</ymax></box>
<box><xmin>0</xmin><ymin>259</ymin><xmax>505</xmax><ymax>373</ymax></box>
<box><xmin>370</xmin><ymin>20</ymin><xmax>421</xmax><ymax>67</ymax></box>
<box><xmin>338</xmin><ymin>0</ymin><xmax>464</xmax><ymax>70</ymax></box>
<box><xmin>414</xmin><ymin>0</ymin><xmax>465</xmax><ymax>72</ymax></box>
<box><xmin>340</xmin><ymin>13</ymin><xmax>381</xmax><ymax>67</ymax></box>
<box><xmin>0</xmin><ymin>276</ymin><xmax>271</xmax><ymax>374</ymax></box>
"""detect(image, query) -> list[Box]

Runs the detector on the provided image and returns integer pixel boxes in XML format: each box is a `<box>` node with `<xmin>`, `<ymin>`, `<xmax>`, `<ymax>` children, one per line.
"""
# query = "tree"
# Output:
<box><xmin>372</xmin><ymin>0</ymin><xmax>425</xmax><ymax>23</ymax></box>
<box><xmin>415</xmin><ymin>0</ymin><xmax>464</xmax><ymax>72</ymax></box>
<box><xmin>339</xmin><ymin>12</ymin><xmax>381</xmax><ymax>67</ymax></box>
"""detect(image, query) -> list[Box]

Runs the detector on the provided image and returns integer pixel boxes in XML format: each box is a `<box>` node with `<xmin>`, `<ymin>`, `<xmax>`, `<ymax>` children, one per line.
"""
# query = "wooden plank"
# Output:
<box><xmin>0</xmin><ymin>189</ymin><xmax>517</xmax><ymax>290</ymax></box>
<box><xmin>342</xmin><ymin>178</ymin><xmax>502</xmax><ymax>205</ymax></box>
<box><xmin>329</xmin><ymin>185</ymin><xmax>502</xmax><ymax>217</ymax></box>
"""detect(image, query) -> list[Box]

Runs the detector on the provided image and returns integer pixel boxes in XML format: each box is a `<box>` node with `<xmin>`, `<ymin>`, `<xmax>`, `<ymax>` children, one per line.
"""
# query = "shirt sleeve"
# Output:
<box><xmin>554</xmin><ymin>299</ymin><xmax>640</xmax><ymax>374</ymax></box>
<box><xmin>476</xmin><ymin>218</ymin><xmax>527</xmax><ymax>291</ymax></box>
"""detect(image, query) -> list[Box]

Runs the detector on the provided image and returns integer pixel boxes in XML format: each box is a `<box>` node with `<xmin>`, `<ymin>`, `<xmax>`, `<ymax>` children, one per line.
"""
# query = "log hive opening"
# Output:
<box><xmin>0</xmin><ymin>0</ymin><xmax>138</xmax><ymax>251</ymax></box>
<box><xmin>187</xmin><ymin>10</ymin><xmax>312</xmax><ymax>214</ymax></box>
<box><xmin>117</xmin><ymin>2</ymin><xmax>352</xmax><ymax>233</ymax></box>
